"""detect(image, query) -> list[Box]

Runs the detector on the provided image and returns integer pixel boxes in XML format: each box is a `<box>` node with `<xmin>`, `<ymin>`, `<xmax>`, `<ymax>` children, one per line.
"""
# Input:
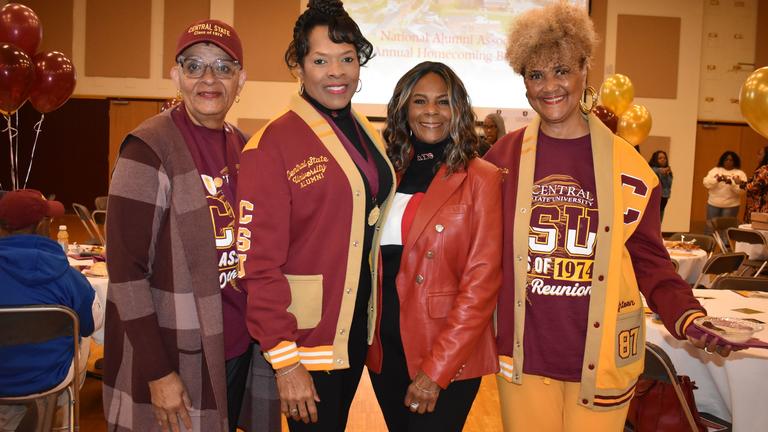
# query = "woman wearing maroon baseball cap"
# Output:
<box><xmin>103</xmin><ymin>19</ymin><xmax>278</xmax><ymax>432</ymax></box>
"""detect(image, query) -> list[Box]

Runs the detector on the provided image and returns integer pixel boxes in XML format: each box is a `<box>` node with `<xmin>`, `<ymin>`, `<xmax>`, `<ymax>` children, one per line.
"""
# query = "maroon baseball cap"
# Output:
<box><xmin>176</xmin><ymin>19</ymin><xmax>243</xmax><ymax>64</ymax></box>
<box><xmin>0</xmin><ymin>189</ymin><xmax>65</xmax><ymax>230</ymax></box>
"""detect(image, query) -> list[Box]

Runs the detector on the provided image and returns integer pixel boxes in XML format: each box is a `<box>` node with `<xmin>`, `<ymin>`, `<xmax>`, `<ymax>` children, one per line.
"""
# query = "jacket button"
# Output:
<box><xmin>604</xmin><ymin>226</ymin><xmax>610</xmax><ymax>232</ymax></box>
<box><xmin>516</xmin><ymin>341</ymin><xmax>521</xmax><ymax>348</ymax></box>
<box><xmin>582</xmin><ymin>399</ymin><xmax>588</xmax><ymax>405</ymax></box>
<box><xmin>593</xmin><ymin>321</ymin><xmax>600</xmax><ymax>328</ymax></box>
<box><xmin>352</xmin><ymin>240</ymin><xmax>359</xmax><ymax>247</ymax></box>
<box><xmin>426</xmin><ymin>250</ymin><xmax>435</xmax><ymax>259</ymax></box>
<box><xmin>516</xmin><ymin>256</ymin><xmax>523</xmax><ymax>262</ymax></box>
<box><xmin>416</xmin><ymin>274</ymin><xmax>424</xmax><ymax>284</ymax></box>
<box><xmin>336</xmin><ymin>359</ymin><xmax>344</xmax><ymax>365</ymax></box>
<box><xmin>435</xmin><ymin>224</ymin><xmax>445</xmax><ymax>233</ymax></box>
<box><xmin>339</xmin><ymin>328</ymin><xmax>345</xmax><ymax>335</ymax></box>
<box><xmin>520</xmin><ymin>208</ymin><xmax>527</xmax><ymax>213</ymax></box>
<box><xmin>355</xmin><ymin>190</ymin><xmax>361</xmax><ymax>197</ymax></box>
<box><xmin>346</xmin><ymin>288</ymin><xmax>352</xmax><ymax>294</ymax></box>
<box><xmin>517</xmin><ymin>300</ymin><xmax>522</xmax><ymax>307</ymax></box>
<box><xmin>588</xmin><ymin>364</ymin><xmax>595</xmax><ymax>370</ymax></box>
<box><xmin>598</xmin><ymin>275</ymin><xmax>604</xmax><ymax>281</ymax></box>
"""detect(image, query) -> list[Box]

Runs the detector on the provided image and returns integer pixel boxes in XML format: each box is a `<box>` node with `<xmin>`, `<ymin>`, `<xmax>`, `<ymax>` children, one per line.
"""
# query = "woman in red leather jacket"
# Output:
<box><xmin>365</xmin><ymin>61</ymin><xmax>503</xmax><ymax>432</ymax></box>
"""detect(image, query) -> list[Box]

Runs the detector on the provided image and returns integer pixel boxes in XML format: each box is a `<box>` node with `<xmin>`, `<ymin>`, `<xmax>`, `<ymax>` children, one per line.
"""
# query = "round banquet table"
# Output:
<box><xmin>666</xmin><ymin>245</ymin><xmax>708</xmax><ymax>284</ymax></box>
<box><xmin>644</xmin><ymin>288</ymin><xmax>768</xmax><ymax>431</ymax></box>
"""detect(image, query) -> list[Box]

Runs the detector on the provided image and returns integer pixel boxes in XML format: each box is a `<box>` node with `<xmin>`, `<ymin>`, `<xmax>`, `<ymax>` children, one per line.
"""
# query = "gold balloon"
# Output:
<box><xmin>617</xmin><ymin>104</ymin><xmax>652</xmax><ymax>146</ymax></box>
<box><xmin>600</xmin><ymin>74</ymin><xmax>635</xmax><ymax>116</ymax></box>
<box><xmin>740</xmin><ymin>67</ymin><xmax>768</xmax><ymax>139</ymax></box>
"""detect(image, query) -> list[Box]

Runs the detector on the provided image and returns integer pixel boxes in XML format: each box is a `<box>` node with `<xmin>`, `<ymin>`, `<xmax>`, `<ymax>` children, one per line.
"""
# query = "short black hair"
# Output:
<box><xmin>717</xmin><ymin>150</ymin><xmax>741</xmax><ymax>169</ymax></box>
<box><xmin>285</xmin><ymin>0</ymin><xmax>374</xmax><ymax>70</ymax></box>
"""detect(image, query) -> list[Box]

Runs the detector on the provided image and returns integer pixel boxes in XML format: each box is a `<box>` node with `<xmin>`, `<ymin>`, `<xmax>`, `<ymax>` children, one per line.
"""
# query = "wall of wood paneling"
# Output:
<box><xmin>162</xmin><ymin>0</ymin><xmax>210</xmax><ymax>79</ymax></box>
<box><xmin>615</xmin><ymin>14</ymin><xmax>680</xmax><ymax>99</ymax></box>
<box><xmin>234</xmin><ymin>0</ymin><xmax>297</xmax><ymax>83</ymax></box>
<box><xmin>690</xmin><ymin>123</ymin><xmax>768</xmax><ymax>232</ymax></box>
<box><xmin>0</xmin><ymin>99</ymin><xmax>109</xmax><ymax>208</ymax></box>
<box><xmin>85</xmin><ymin>0</ymin><xmax>152</xmax><ymax>78</ymax></box>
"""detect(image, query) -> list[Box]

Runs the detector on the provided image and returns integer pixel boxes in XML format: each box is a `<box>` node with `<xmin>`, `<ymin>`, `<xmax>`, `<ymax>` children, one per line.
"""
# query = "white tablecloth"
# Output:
<box><xmin>68</xmin><ymin>256</ymin><xmax>107</xmax><ymax>344</ymax></box>
<box><xmin>734</xmin><ymin>224</ymin><xmax>768</xmax><ymax>260</ymax></box>
<box><xmin>645</xmin><ymin>289</ymin><xmax>768</xmax><ymax>432</ymax></box>
<box><xmin>667</xmin><ymin>247</ymin><xmax>708</xmax><ymax>284</ymax></box>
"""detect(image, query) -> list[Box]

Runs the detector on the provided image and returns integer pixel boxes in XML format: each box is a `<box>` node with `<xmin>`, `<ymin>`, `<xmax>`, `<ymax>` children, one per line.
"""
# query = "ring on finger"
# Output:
<box><xmin>290</xmin><ymin>408</ymin><xmax>299</xmax><ymax>415</ymax></box>
<box><xmin>409</xmin><ymin>402</ymin><xmax>420</xmax><ymax>409</ymax></box>
<box><xmin>704</xmin><ymin>346</ymin><xmax>714</xmax><ymax>354</ymax></box>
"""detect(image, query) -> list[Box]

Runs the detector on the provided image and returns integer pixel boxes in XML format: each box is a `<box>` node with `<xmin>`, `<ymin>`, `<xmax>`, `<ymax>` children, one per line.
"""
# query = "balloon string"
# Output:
<box><xmin>24</xmin><ymin>114</ymin><xmax>44</xmax><ymax>189</ymax></box>
<box><xmin>2</xmin><ymin>114</ymin><xmax>18</xmax><ymax>190</ymax></box>
<box><xmin>13</xmin><ymin>111</ymin><xmax>20</xmax><ymax>189</ymax></box>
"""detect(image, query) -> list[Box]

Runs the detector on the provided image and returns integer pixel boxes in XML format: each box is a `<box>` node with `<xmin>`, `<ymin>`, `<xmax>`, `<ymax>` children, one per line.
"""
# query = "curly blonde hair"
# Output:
<box><xmin>505</xmin><ymin>2</ymin><xmax>598</xmax><ymax>75</ymax></box>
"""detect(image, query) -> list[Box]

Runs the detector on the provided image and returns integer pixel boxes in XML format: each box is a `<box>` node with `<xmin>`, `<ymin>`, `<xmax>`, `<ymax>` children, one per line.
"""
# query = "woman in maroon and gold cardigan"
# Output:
<box><xmin>236</xmin><ymin>1</ymin><xmax>395</xmax><ymax>430</ymax></box>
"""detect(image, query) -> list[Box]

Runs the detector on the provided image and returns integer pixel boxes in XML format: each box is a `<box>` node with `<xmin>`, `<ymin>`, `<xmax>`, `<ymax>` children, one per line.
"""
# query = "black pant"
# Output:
<box><xmin>226</xmin><ymin>344</ymin><xmax>253</xmax><ymax>432</ymax></box>
<box><xmin>287</xmin><ymin>294</ymin><xmax>369</xmax><ymax>432</ymax></box>
<box><xmin>660</xmin><ymin>196</ymin><xmax>669</xmax><ymax>221</ymax></box>
<box><xmin>368</xmin><ymin>339</ymin><xmax>481</xmax><ymax>432</ymax></box>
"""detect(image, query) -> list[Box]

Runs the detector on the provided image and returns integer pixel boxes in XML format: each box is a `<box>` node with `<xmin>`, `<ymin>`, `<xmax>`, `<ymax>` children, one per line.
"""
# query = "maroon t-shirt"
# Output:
<box><xmin>523</xmin><ymin>131</ymin><xmax>598</xmax><ymax>381</ymax></box>
<box><xmin>172</xmin><ymin>105</ymin><xmax>250</xmax><ymax>360</ymax></box>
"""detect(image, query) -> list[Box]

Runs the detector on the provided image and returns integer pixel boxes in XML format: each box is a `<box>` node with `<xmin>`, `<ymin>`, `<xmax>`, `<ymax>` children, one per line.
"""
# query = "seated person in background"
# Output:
<box><xmin>478</xmin><ymin>111</ymin><xmax>506</xmax><ymax>156</ymax></box>
<box><xmin>0</xmin><ymin>190</ymin><xmax>101</xmax><ymax>429</ymax></box>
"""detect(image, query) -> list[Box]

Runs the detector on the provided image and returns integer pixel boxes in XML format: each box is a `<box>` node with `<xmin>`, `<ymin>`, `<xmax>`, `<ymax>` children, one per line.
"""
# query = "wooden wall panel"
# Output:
<box><xmin>691</xmin><ymin>124</ymin><xmax>768</xmax><ymax>232</ymax></box>
<box><xmin>85</xmin><ymin>0</ymin><xmax>152</xmax><ymax>78</ymax></box>
<box><xmin>0</xmin><ymin>0</ymin><xmax>74</xmax><ymax>57</ymax></box>
<box><xmin>108</xmin><ymin>100</ymin><xmax>162</xmax><ymax>179</ymax></box>
<box><xmin>757</xmin><ymin>0</ymin><xmax>768</xmax><ymax>68</ymax></box>
<box><xmin>162</xmin><ymin>0</ymin><xmax>210</xmax><ymax>78</ymax></box>
<box><xmin>588</xmin><ymin>0</ymin><xmax>607</xmax><ymax>88</ymax></box>
<box><xmin>638</xmin><ymin>135</ymin><xmax>671</xmax><ymax>164</ymax></box>
<box><xmin>234</xmin><ymin>0</ymin><xmax>298</xmax><ymax>82</ymax></box>
<box><xmin>616</xmin><ymin>15</ymin><xmax>680</xmax><ymax>99</ymax></box>
<box><xmin>0</xmin><ymin>99</ymin><xmax>109</xmax><ymax>208</ymax></box>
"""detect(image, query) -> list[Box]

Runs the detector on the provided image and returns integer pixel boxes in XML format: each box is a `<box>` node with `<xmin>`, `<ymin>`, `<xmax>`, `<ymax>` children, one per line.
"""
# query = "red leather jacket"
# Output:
<box><xmin>367</xmin><ymin>158</ymin><xmax>503</xmax><ymax>388</ymax></box>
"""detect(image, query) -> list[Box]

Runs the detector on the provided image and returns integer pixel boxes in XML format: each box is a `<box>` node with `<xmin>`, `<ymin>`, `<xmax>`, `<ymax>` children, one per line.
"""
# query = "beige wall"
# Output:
<box><xmin>603</xmin><ymin>0</ymin><xmax>704</xmax><ymax>233</ymax></box>
<box><xmin>66</xmin><ymin>0</ymin><xmax>301</xmax><ymax>126</ymax></box>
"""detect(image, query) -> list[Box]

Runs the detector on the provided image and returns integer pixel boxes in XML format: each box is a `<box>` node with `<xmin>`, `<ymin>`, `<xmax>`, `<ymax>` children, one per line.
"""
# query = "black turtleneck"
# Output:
<box><xmin>302</xmin><ymin>91</ymin><xmax>393</xmax><ymax>352</ymax></box>
<box><xmin>379</xmin><ymin>135</ymin><xmax>449</xmax><ymax>350</ymax></box>
<box><xmin>398</xmin><ymin>136</ymin><xmax>449</xmax><ymax>194</ymax></box>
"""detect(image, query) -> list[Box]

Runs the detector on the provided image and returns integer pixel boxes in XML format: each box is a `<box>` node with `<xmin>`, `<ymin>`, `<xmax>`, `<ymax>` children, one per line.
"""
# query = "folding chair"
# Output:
<box><xmin>711</xmin><ymin>275</ymin><xmax>768</xmax><ymax>291</ymax></box>
<box><xmin>0</xmin><ymin>305</ymin><xmax>80</xmax><ymax>431</ymax></box>
<box><xmin>72</xmin><ymin>203</ymin><xmax>105</xmax><ymax>245</ymax></box>
<box><xmin>92</xmin><ymin>197</ymin><xmax>107</xmax><ymax>226</ymax></box>
<box><xmin>726</xmin><ymin>228</ymin><xmax>768</xmax><ymax>277</ymax></box>
<box><xmin>692</xmin><ymin>252</ymin><xmax>747</xmax><ymax>288</ymax></box>
<box><xmin>668</xmin><ymin>233</ymin><xmax>716</xmax><ymax>257</ymax></box>
<box><xmin>710</xmin><ymin>217</ymin><xmax>739</xmax><ymax>253</ymax></box>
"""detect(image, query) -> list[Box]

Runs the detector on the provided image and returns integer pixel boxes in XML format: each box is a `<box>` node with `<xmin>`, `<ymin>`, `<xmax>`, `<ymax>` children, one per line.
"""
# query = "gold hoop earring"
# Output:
<box><xmin>299</xmin><ymin>83</ymin><xmax>305</xmax><ymax>95</ymax></box>
<box><xmin>356</xmin><ymin>79</ymin><xmax>362</xmax><ymax>93</ymax></box>
<box><xmin>235</xmin><ymin>94</ymin><xmax>241</xmax><ymax>104</ymax></box>
<box><xmin>579</xmin><ymin>86</ymin><xmax>597</xmax><ymax>115</ymax></box>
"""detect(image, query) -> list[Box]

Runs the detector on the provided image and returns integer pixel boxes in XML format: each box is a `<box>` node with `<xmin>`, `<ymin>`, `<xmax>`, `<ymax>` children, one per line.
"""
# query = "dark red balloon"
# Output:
<box><xmin>593</xmin><ymin>105</ymin><xmax>618</xmax><ymax>133</ymax></box>
<box><xmin>29</xmin><ymin>51</ymin><xmax>76</xmax><ymax>113</ymax></box>
<box><xmin>0</xmin><ymin>3</ymin><xmax>42</xmax><ymax>57</ymax></box>
<box><xmin>0</xmin><ymin>43</ymin><xmax>34</xmax><ymax>114</ymax></box>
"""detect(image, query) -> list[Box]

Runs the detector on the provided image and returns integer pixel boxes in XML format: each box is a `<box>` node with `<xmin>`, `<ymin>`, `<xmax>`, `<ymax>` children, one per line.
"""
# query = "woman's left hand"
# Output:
<box><xmin>404</xmin><ymin>372</ymin><xmax>441</xmax><ymax>414</ymax></box>
<box><xmin>686</xmin><ymin>332</ymin><xmax>739</xmax><ymax>357</ymax></box>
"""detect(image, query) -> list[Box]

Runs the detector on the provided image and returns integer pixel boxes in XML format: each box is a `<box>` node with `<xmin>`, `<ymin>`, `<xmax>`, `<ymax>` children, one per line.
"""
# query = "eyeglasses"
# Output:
<box><xmin>177</xmin><ymin>57</ymin><xmax>240</xmax><ymax>79</ymax></box>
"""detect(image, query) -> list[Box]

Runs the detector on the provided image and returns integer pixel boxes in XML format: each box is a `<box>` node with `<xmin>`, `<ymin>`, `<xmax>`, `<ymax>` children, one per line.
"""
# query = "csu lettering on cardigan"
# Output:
<box><xmin>621</xmin><ymin>173</ymin><xmax>649</xmax><ymax>225</ymax></box>
<box><xmin>236</xmin><ymin>199</ymin><xmax>255</xmax><ymax>277</ymax></box>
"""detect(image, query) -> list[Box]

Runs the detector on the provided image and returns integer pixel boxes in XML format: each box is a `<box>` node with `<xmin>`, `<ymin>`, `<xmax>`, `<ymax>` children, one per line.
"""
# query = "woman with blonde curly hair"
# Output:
<box><xmin>485</xmin><ymin>3</ymin><xmax>734</xmax><ymax>431</ymax></box>
<box><xmin>366</xmin><ymin>61</ymin><xmax>502</xmax><ymax>431</ymax></box>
